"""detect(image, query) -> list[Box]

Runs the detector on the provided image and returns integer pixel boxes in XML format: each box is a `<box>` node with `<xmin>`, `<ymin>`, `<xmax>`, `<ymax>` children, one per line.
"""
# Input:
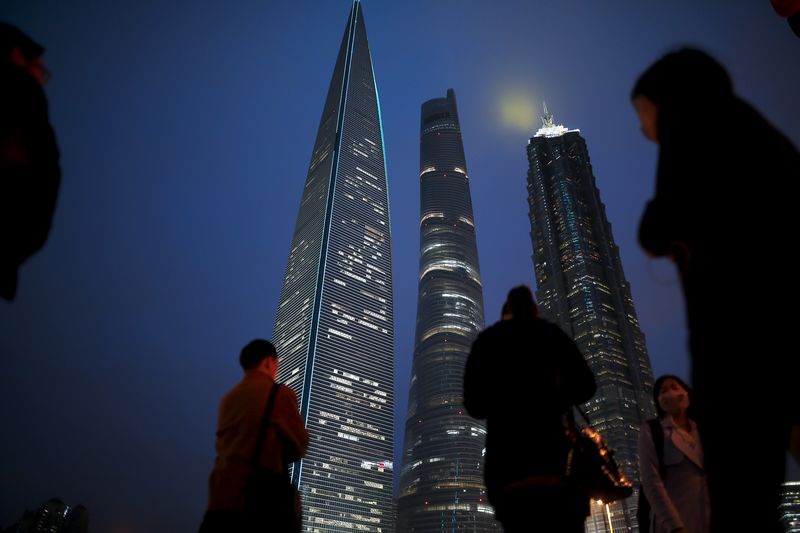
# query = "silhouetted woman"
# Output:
<box><xmin>632</xmin><ymin>48</ymin><xmax>799</xmax><ymax>533</ymax></box>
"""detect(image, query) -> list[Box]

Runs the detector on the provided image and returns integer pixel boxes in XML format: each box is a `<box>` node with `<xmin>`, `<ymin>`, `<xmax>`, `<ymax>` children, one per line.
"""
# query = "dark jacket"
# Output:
<box><xmin>463</xmin><ymin>315</ymin><xmax>596</xmax><ymax>495</ymax></box>
<box><xmin>635</xmin><ymin>50</ymin><xmax>798</xmax><ymax>532</ymax></box>
<box><xmin>638</xmin><ymin>96</ymin><xmax>800</xmax><ymax>417</ymax></box>
<box><xmin>639</xmin><ymin>98</ymin><xmax>799</xmax><ymax>339</ymax></box>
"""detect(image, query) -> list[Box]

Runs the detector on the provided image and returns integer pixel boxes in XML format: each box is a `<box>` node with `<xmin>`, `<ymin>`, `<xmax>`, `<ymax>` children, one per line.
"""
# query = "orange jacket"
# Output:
<box><xmin>207</xmin><ymin>372</ymin><xmax>309</xmax><ymax>510</ymax></box>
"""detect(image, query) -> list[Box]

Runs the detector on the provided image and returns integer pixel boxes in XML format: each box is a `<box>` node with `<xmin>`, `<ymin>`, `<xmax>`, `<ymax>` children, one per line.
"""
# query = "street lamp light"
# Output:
<box><xmin>594</xmin><ymin>499</ymin><xmax>614</xmax><ymax>533</ymax></box>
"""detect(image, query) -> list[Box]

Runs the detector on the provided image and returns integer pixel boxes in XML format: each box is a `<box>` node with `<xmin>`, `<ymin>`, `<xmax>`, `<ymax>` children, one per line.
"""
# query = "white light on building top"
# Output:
<box><xmin>532</xmin><ymin>101</ymin><xmax>580</xmax><ymax>139</ymax></box>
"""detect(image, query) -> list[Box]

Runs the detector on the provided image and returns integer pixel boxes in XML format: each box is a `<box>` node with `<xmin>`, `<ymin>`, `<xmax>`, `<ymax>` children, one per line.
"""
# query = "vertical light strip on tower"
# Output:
<box><xmin>398</xmin><ymin>90</ymin><xmax>499</xmax><ymax>532</ymax></box>
<box><xmin>526</xmin><ymin>106</ymin><xmax>655</xmax><ymax>533</ymax></box>
<box><xmin>272</xmin><ymin>2</ymin><xmax>394</xmax><ymax>531</ymax></box>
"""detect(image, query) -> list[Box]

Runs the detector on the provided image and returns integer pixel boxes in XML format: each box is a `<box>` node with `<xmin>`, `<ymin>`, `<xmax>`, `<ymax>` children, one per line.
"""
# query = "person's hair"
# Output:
<box><xmin>0</xmin><ymin>22</ymin><xmax>44</xmax><ymax>63</ymax></box>
<box><xmin>652</xmin><ymin>374</ymin><xmax>693</xmax><ymax>419</ymax></box>
<box><xmin>239</xmin><ymin>339</ymin><xmax>277</xmax><ymax>370</ymax></box>
<box><xmin>631</xmin><ymin>47</ymin><xmax>732</xmax><ymax>108</ymax></box>
<box><xmin>505</xmin><ymin>285</ymin><xmax>538</xmax><ymax>318</ymax></box>
<box><xmin>632</xmin><ymin>48</ymin><xmax>735</xmax><ymax>145</ymax></box>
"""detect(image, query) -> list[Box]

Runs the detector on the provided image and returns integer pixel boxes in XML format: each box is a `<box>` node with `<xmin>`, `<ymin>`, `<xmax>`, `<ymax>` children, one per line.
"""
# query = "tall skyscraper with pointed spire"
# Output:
<box><xmin>397</xmin><ymin>90</ymin><xmax>498</xmax><ymax>532</ymax></box>
<box><xmin>526</xmin><ymin>105</ymin><xmax>655</xmax><ymax>533</ymax></box>
<box><xmin>272</xmin><ymin>2</ymin><xmax>394</xmax><ymax>531</ymax></box>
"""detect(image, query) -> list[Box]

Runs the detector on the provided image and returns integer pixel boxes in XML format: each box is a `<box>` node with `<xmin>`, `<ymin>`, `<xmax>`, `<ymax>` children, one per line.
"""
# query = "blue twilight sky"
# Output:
<box><xmin>1</xmin><ymin>1</ymin><xmax>798</xmax><ymax>531</ymax></box>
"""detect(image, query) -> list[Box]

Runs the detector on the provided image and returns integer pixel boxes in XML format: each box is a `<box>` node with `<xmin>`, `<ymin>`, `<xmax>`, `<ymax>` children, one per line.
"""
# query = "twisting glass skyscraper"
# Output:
<box><xmin>526</xmin><ymin>106</ymin><xmax>655</xmax><ymax>533</ymax></box>
<box><xmin>272</xmin><ymin>2</ymin><xmax>394</xmax><ymax>531</ymax></box>
<box><xmin>398</xmin><ymin>90</ymin><xmax>498</xmax><ymax>532</ymax></box>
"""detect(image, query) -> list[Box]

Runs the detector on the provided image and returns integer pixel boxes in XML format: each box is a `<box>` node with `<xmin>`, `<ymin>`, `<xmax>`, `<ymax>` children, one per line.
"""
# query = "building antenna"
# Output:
<box><xmin>541</xmin><ymin>101</ymin><xmax>555</xmax><ymax>128</ymax></box>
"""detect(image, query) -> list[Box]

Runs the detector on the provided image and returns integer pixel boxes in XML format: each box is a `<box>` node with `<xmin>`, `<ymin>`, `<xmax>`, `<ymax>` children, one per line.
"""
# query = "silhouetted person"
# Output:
<box><xmin>638</xmin><ymin>375</ymin><xmax>709</xmax><ymax>533</ymax></box>
<box><xmin>200</xmin><ymin>339</ymin><xmax>308</xmax><ymax>533</ymax></box>
<box><xmin>632</xmin><ymin>48</ymin><xmax>800</xmax><ymax>533</ymax></box>
<box><xmin>464</xmin><ymin>285</ymin><xmax>596</xmax><ymax>532</ymax></box>
<box><xmin>0</xmin><ymin>22</ymin><xmax>60</xmax><ymax>301</ymax></box>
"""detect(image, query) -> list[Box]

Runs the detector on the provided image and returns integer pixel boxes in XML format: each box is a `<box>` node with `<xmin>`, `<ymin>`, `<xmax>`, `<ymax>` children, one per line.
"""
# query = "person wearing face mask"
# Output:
<box><xmin>638</xmin><ymin>375</ymin><xmax>709</xmax><ymax>533</ymax></box>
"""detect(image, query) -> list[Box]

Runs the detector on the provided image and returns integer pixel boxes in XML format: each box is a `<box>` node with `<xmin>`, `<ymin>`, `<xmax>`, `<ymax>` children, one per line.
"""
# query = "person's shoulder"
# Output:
<box><xmin>640</xmin><ymin>417</ymin><xmax>660</xmax><ymax>429</ymax></box>
<box><xmin>476</xmin><ymin>321</ymin><xmax>498</xmax><ymax>337</ymax></box>
<box><xmin>275</xmin><ymin>383</ymin><xmax>299</xmax><ymax>403</ymax></box>
<box><xmin>639</xmin><ymin>418</ymin><xmax>663</xmax><ymax>441</ymax></box>
<box><xmin>534</xmin><ymin>317</ymin><xmax>563</xmax><ymax>335</ymax></box>
<box><xmin>219</xmin><ymin>376</ymin><xmax>256</xmax><ymax>409</ymax></box>
<box><xmin>477</xmin><ymin>319</ymin><xmax>513</xmax><ymax>339</ymax></box>
<box><xmin>228</xmin><ymin>373</ymin><xmax>270</xmax><ymax>396</ymax></box>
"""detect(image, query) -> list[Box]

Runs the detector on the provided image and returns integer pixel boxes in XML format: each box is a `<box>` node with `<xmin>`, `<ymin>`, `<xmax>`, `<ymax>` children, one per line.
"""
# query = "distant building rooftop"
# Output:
<box><xmin>532</xmin><ymin>102</ymin><xmax>580</xmax><ymax>139</ymax></box>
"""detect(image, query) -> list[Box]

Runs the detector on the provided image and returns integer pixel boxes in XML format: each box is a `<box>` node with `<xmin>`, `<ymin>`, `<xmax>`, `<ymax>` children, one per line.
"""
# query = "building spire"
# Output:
<box><xmin>533</xmin><ymin>101</ymin><xmax>579</xmax><ymax>139</ymax></box>
<box><xmin>541</xmin><ymin>101</ymin><xmax>555</xmax><ymax>128</ymax></box>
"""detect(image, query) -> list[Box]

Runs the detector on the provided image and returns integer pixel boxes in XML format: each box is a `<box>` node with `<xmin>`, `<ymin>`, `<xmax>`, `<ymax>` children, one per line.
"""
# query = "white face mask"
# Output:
<box><xmin>658</xmin><ymin>380</ymin><xmax>689</xmax><ymax>415</ymax></box>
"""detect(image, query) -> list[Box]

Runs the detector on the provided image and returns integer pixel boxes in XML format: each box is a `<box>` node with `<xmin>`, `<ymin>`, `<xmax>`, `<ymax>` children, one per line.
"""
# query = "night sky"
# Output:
<box><xmin>2</xmin><ymin>1</ymin><xmax>798</xmax><ymax>531</ymax></box>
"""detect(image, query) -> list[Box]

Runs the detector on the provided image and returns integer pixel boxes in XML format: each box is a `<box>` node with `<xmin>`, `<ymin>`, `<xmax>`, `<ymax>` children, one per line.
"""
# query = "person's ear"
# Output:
<box><xmin>9</xmin><ymin>47</ymin><xmax>28</xmax><ymax>68</ymax></box>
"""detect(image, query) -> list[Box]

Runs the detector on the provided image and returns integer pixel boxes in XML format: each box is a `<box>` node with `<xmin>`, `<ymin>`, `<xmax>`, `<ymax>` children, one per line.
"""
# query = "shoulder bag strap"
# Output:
<box><xmin>250</xmin><ymin>381</ymin><xmax>281</xmax><ymax>468</ymax></box>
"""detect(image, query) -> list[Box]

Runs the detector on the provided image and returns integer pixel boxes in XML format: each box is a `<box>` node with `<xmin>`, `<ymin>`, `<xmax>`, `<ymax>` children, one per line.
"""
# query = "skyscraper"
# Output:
<box><xmin>781</xmin><ymin>482</ymin><xmax>800</xmax><ymax>533</ymax></box>
<box><xmin>9</xmin><ymin>498</ymin><xmax>90</xmax><ymax>533</ymax></box>
<box><xmin>398</xmin><ymin>90</ymin><xmax>498</xmax><ymax>531</ymax></box>
<box><xmin>526</xmin><ymin>106</ymin><xmax>655</xmax><ymax>532</ymax></box>
<box><xmin>272</xmin><ymin>2</ymin><xmax>394</xmax><ymax>531</ymax></box>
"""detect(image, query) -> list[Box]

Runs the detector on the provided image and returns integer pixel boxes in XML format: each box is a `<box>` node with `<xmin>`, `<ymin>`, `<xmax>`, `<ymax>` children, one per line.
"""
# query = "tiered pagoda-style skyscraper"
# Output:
<box><xmin>397</xmin><ymin>90</ymin><xmax>499</xmax><ymax>532</ymax></box>
<box><xmin>272</xmin><ymin>2</ymin><xmax>394</xmax><ymax>531</ymax></box>
<box><xmin>526</xmin><ymin>105</ymin><xmax>655</xmax><ymax>533</ymax></box>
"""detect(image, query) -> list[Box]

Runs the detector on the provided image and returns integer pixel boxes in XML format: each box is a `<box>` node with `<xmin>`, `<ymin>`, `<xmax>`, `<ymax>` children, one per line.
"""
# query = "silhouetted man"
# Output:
<box><xmin>464</xmin><ymin>286</ymin><xmax>596</xmax><ymax>532</ymax></box>
<box><xmin>200</xmin><ymin>339</ymin><xmax>308</xmax><ymax>532</ymax></box>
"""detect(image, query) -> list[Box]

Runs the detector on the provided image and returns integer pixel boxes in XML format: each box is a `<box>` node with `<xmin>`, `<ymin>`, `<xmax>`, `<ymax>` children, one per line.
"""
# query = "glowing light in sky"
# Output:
<box><xmin>498</xmin><ymin>90</ymin><xmax>538</xmax><ymax>132</ymax></box>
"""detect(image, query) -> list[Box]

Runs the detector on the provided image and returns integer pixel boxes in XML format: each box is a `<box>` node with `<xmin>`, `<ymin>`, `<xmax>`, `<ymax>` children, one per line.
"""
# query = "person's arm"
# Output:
<box><xmin>463</xmin><ymin>332</ymin><xmax>489</xmax><ymax>419</ymax></box>
<box><xmin>638</xmin><ymin>422</ymin><xmax>684</xmax><ymax>533</ymax></box>
<box><xmin>638</xmin><ymin>139</ymin><xmax>697</xmax><ymax>263</ymax></box>
<box><xmin>273</xmin><ymin>386</ymin><xmax>309</xmax><ymax>464</ymax></box>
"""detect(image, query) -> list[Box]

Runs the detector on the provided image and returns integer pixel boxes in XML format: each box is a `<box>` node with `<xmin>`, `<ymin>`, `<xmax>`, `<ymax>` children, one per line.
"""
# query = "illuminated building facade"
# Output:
<box><xmin>526</xmin><ymin>106</ymin><xmax>655</xmax><ymax>532</ymax></box>
<box><xmin>781</xmin><ymin>482</ymin><xmax>800</xmax><ymax>533</ymax></box>
<box><xmin>11</xmin><ymin>499</ymin><xmax>89</xmax><ymax>533</ymax></box>
<box><xmin>272</xmin><ymin>2</ymin><xmax>394</xmax><ymax>531</ymax></box>
<box><xmin>397</xmin><ymin>89</ymin><xmax>498</xmax><ymax>531</ymax></box>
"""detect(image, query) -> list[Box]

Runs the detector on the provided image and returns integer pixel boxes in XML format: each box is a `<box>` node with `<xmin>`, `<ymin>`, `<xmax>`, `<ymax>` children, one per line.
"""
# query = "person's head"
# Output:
<box><xmin>631</xmin><ymin>48</ymin><xmax>733</xmax><ymax>143</ymax></box>
<box><xmin>653</xmin><ymin>374</ymin><xmax>692</xmax><ymax>419</ymax></box>
<box><xmin>0</xmin><ymin>22</ymin><xmax>48</xmax><ymax>85</ymax></box>
<box><xmin>240</xmin><ymin>339</ymin><xmax>278</xmax><ymax>378</ymax></box>
<box><xmin>504</xmin><ymin>285</ymin><xmax>539</xmax><ymax>319</ymax></box>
